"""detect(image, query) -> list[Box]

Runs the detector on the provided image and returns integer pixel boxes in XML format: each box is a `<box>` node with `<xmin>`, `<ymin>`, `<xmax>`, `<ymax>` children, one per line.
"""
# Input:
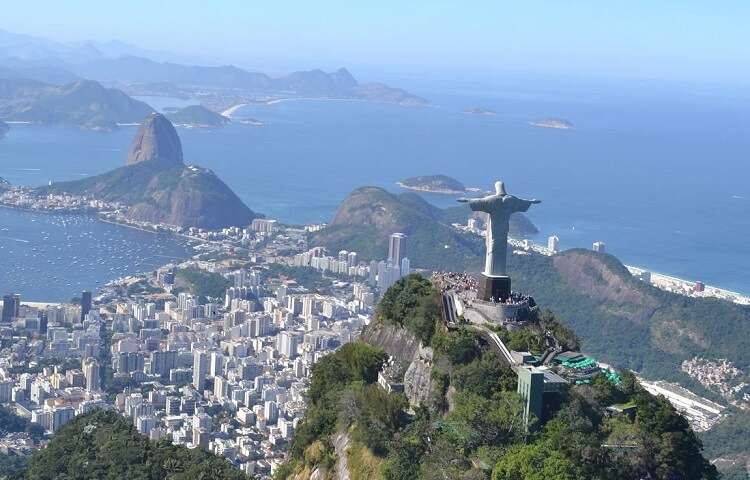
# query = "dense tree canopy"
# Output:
<box><xmin>18</xmin><ymin>409</ymin><xmax>251</xmax><ymax>480</ymax></box>
<box><xmin>280</xmin><ymin>275</ymin><xmax>718</xmax><ymax>480</ymax></box>
<box><xmin>376</xmin><ymin>274</ymin><xmax>441</xmax><ymax>344</ymax></box>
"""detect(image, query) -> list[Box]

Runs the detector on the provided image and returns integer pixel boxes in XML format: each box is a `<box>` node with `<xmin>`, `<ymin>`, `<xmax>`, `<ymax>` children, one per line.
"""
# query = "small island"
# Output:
<box><xmin>529</xmin><ymin>117</ymin><xmax>574</xmax><ymax>130</ymax></box>
<box><xmin>238</xmin><ymin>117</ymin><xmax>264</xmax><ymax>127</ymax></box>
<box><xmin>166</xmin><ymin>104</ymin><xmax>230</xmax><ymax>128</ymax></box>
<box><xmin>0</xmin><ymin>120</ymin><xmax>8</xmax><ymax>139</ymax></box>
<box><xmin>397</xmin><ymin>174</ymin><xmax>466</xmax><ymax>194</ymax></box>
<box><xmin>463</xmin><ymin>107</ymin><xmax>496</xmax><ymax>116</ymax></box>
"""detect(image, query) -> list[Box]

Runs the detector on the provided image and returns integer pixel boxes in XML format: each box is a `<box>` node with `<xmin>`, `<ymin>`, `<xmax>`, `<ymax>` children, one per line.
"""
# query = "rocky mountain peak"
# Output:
<box><xmin>126</xmin><ymin>112</ymin><xmax>183</xmax><ymax>166</ymax></box>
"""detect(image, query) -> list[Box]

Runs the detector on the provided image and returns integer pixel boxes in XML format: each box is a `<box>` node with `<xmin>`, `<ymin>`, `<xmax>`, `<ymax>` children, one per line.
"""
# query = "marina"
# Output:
<box><xmin>0</xmin><ymin>207</ymin><xmax>193</xmax><ymax>302</ymax></box>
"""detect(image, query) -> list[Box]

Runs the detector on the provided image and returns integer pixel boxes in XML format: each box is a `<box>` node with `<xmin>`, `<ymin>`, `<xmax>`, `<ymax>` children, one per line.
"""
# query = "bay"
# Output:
<box><xmin>0</xmin><ymin>81</ymin><xmax>748</xmax><ymax>295</ymax></box>
<box><xmin>0</xmin><ymin>207</ymin><xmax>193</xmax><ymax>302</ymax></box>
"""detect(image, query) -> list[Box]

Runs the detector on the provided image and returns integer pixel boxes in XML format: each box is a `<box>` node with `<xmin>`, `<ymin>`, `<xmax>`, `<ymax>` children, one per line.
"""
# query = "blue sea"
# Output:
<box><xmin>0</xmin><ymin>208</ymin><xmax>193</xmax><ymax>301</ymax></box>
<box><xmin>0</xmin><ymin>79</ymin><xmax>748</xmax><ymax>298</ymax></box>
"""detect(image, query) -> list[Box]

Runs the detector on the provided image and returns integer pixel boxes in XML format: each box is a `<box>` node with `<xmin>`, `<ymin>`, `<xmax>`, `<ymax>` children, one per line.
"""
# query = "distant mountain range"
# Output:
<box><xmin>68</xmin><ymin>57</ymin><xmax>427</xmax><ymax>105</ymax></box>
<box><xmin>41</xmin><ymin>113</ymin><xmax>259</xmax><ymax>228</ymax></box>
<box><xmin>0</xmin><ymin>28</ymin><xmax>428</xmax><ymax>107</ymax></box>
<box><xmin>0</xmin><ymin>28</ymin><xmax>200</xmax><ymax>65</ymax></box>
<box><xmin>310</xmin><ymin>186</ymin><xmax>536</xmax><ymax>270</ymax></box>
<box><xmin>0</xmin><ymin>64</ymin><xmax>80</xmax><ymax>85</ymax></box>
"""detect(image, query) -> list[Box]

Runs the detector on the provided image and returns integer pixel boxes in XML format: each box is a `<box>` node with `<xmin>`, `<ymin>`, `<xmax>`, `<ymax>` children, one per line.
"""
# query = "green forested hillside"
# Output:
<box><xmin>0</xmin><ymin>408</ymin><xmax>44</xmax><ymax>477</ymax></box>
<box><xmin>310</xmin><ymin>187</ymin><xmax>535</xmax><ymax>270</ymax></box>
<box><xmin>0</xmin><ymin>408</ymin><xmax>44</xmax><ymax>439</ymax></box>
<box><xmin>699</xmin><ymin>409</ymin><xmax>750</xmax><ymax>480</ymax></box>
<box><xmin>0</xmin><ymin>79</ymin><xmax>152</xmax><ymax>130</ymax></box>
<box><xmin>508</xmin><ymin>249</ymin><xmax>750</xmax><ymax>384</ymax></box>
<box><xmin>16</xmin><ymin>409</ymin><xmax>251</xmax><ymax>480</ymax></box>
<box><xmin>43</xmin><ymin>160</ymin><xmax>258</xmax><ymax>229</ymax></box>
<box><xmin>174</xmin><ymin>267</ymin><xmax>232</xmax><ymax>302</ymax></box>
<box><xmin>278</xmin><ymin>275</ymin><xmax>717</xmax><ymax>480</ymax></box>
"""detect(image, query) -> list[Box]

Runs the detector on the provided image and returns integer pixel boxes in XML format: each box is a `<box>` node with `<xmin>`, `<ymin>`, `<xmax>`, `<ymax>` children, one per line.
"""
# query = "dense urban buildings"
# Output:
<box><xmin>0</xmin><ymin>219</ymin><xmax>417</xmax><ymax>478</ymax></box>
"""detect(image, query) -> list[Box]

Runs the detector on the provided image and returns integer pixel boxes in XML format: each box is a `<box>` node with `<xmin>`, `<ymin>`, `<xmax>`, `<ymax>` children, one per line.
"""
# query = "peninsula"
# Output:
<box><xmin>397</xmin><ymin>174</ymin><xmax>466</xmax><ymax>194</ymax></box>
<box><xmin>0</xmin><ymin>78</ymin><xmax>153</xmax><ymax>131</ymax></box>
<box><xmin>165</xmin><ymin>104</ymin><xmax>230</xmax><ymax>128</ymax></box>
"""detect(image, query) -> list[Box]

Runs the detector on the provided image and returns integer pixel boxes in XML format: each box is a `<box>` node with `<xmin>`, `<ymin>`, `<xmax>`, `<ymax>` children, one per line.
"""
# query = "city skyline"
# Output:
<box><xmin>0</xmin><ymin>4</ymin><xmax>747</xmax><ymax>478</ymax></box>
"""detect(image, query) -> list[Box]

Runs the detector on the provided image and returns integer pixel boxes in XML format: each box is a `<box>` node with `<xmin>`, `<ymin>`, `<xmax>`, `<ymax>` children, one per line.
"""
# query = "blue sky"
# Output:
<box><xmin>3</xmin><ymin>0</ymin><xmax>750</xmax><ymax>84</ymax></box>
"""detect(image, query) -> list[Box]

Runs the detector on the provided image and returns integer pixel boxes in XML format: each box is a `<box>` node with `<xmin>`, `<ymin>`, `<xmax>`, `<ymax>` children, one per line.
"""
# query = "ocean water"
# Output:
<box><xmin>0</xmin><ymin>82</ymin><xmax>748</xmax><ymax>295</ymax></box>
<box><xmin>0</xmin><ymin>208</ymin><xmax>193</xmax><ymax>302</ymax></box>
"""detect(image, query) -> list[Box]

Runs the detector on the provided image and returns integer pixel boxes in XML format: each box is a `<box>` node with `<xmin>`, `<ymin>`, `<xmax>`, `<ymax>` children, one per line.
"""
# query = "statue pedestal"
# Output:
<box><xmin>478</xmin><ymin>274</ymin><xmax>511</xmax><ymax>302</ymax></box>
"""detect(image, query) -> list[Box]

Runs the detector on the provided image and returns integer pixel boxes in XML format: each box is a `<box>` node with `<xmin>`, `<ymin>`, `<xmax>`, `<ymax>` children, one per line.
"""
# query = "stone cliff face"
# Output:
<box><xmin>123</xmin><ymin>165</ymin><xmax>258</xmax><ymax>229</ymax></box>
<box><xmin>126</xmin><ymin>113</ymin><xmax>184</xmax><ymax>166</ymax></box>
<box><xmin>360</xmin><ymin>322</ymin><xmax>422</xmax><ymax>363</ymax></box>
<box><xmin>361</xmin><ymin>322</ymin><xmax>435</xmax><ymax>408</ymax></box>
<box><xmin>333</xmin><ymin>431</ymin><xmax>352</xmax><ymax>480</ymax></box>
<box><xmin>403</xmin><ymin>344</ymin><xmax>434</xmax><ymax>407</ymax></box>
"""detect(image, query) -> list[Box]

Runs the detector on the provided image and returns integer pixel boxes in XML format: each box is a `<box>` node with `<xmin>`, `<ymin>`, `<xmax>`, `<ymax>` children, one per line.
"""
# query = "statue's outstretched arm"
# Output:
<box><xmin>462</xmin><ymin>197</ymin><xmax>493</xmax><ymax>212</ymax></box>
<box><xmin>508</xmin><ymin>196</ymin><xmax>541</xmax><ymax>212</ymax></box>
<box><xmin>516</xmin><ymin>196</ymin><xmax>541</xmax><ymax>205</ymax></box>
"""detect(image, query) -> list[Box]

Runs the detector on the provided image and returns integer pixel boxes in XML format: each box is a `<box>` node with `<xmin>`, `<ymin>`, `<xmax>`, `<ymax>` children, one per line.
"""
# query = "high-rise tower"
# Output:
<box><xmin>80</xmin><ymin>290</ymin><xmax>92</xmax><ymax>322</ymax></box>
<box><xmin>388</xmin><ymin>233</ymin><xmax>406</xmax><ymax>266</ymax></box>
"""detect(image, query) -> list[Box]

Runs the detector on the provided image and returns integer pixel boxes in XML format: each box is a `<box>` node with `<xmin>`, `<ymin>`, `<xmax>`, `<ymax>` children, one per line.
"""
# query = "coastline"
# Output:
<box><xmin>0</xmin><ymin>300</ymin><xmax>61</xmax><ymax>308</ymax></box>
<box><xmin>625</xmin><ymin>264</ymin><xmax>750</xmax><ymax>305</ymax></box>
<box><xmin>2</xmin><ymin>201</ymin><xmax>748</xmax><ymax>301</ymax></box>
<box><xmin>509</xmin><ymin>235</ymin><xmax>749</xmax><ymax>302</ymax></box>
<box><xmin>97</xmin><ymin>216</ymin><xmax>167</xmax><ymax>235</ymax></box>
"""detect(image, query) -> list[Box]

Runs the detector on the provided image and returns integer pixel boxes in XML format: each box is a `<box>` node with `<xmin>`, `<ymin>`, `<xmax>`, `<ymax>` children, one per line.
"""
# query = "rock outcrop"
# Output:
<box><xmin>361</xmin><ymin>322</ymin><xmax>435</xmax><ymax>408</ymax></box>
<box><xmin>126</xmin><ymin>113</ymin><xmax>184</xmax><ymax>166</ymax></box>
<box><xmin>42</xmin><ymin>114</ymin><xmax>259</xmax><ymax>229</ymax></box>
<box><xmin>333</xmin><ymin>431</ymin><xmax>352</xmax><ymax>480</ymax></box>
<box><xmin>403</xmin><ymin>344</ymin><xmax>434</xmax><ymax>407</ymax></box>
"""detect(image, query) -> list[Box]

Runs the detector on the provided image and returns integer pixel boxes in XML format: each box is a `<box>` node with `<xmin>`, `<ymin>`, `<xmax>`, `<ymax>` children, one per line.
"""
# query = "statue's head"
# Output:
<box><xmin>495</xmin><ymin>181</ymin><xmax>507</xmax><ymax>196</ymax></box>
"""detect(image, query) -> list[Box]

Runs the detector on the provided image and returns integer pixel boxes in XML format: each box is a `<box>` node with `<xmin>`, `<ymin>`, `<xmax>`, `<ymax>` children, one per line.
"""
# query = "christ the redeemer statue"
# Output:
<box><xmin>459</xmin><ymin>181</ymin><xmax>540</xmax><ymax>278</ymax></box>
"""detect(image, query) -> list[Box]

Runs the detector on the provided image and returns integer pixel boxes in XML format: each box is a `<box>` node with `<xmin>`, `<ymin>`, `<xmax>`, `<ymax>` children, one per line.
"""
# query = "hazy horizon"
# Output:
<box><xmin>2</xmin><ymin>1</ymin><xmax>750</xmax><ymax>89</ymax></box>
